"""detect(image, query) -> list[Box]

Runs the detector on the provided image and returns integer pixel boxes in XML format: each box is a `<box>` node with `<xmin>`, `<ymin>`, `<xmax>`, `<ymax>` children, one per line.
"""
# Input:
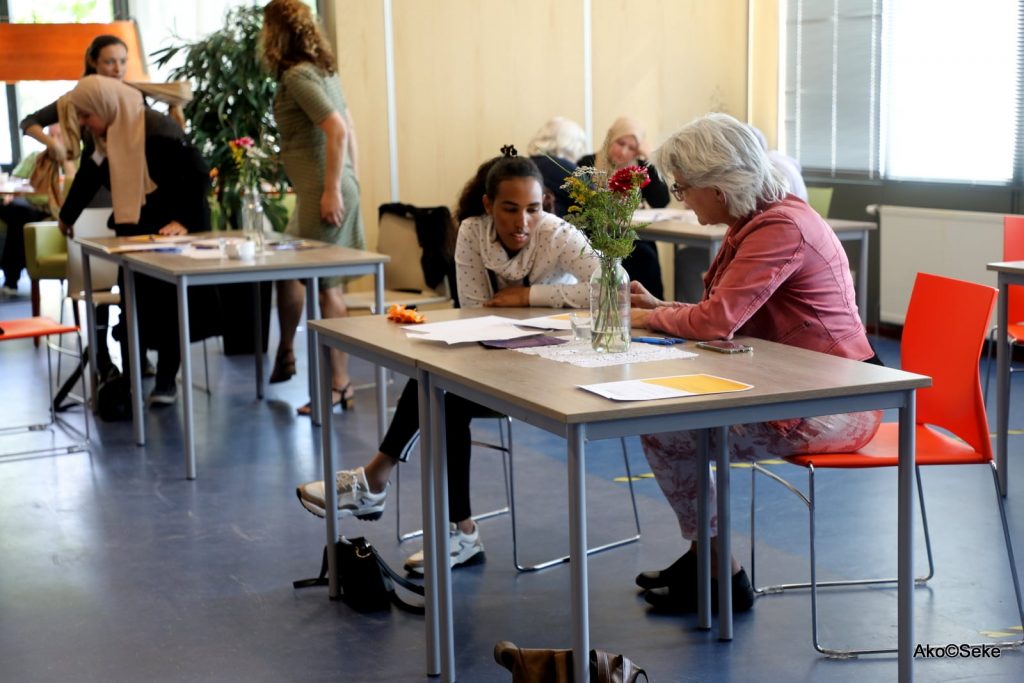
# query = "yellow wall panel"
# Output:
<box><xmin>749</xmin><ymin>0</ymin><xmax>781</xmax><ymax>147</ymax></box>
<box><xmin>332</xmin><ymin>1</ymin><xmax>389</xmax><ymax>291</ymax></box>
<box><xmin>391</xmin><ymin>0</ymin><xmax>585</xmax><ymax>209</ymax></box>
<box><xmin>591</xmin><ymin>0</ymin><xmax>749</xmax><ymax>154</ymax></box>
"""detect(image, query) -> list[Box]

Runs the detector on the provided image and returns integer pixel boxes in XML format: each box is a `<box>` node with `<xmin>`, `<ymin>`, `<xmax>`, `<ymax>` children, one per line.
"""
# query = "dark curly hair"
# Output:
<box><xmin>455</xmin><ymin>157</ymin><xmax>500</xmax><ymax>223</ymax></box>
<box><xmin>455</xmin><ymin>149</ymin><xmax>545</xmax><ymax>223</ymax></box>
<box><xmin>262</xmin><ymin>0</ymin><xmax>336</xmax><ymax>78</ymax></box>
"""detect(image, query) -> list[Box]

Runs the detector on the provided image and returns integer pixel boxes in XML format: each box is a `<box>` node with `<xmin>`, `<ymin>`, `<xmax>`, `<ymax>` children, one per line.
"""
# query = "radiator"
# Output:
<box><xmin>878</xmin><ymin>205</ymin><xmax>1003</xmax><ymax>324</ymax></box>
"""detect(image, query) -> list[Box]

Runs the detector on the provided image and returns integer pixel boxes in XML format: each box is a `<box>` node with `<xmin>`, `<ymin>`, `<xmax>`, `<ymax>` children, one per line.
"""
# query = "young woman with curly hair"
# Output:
<box><xmin>262</xmin><ymin>0</ymin><xmax>366</xmax><ymax>414</ymax></box>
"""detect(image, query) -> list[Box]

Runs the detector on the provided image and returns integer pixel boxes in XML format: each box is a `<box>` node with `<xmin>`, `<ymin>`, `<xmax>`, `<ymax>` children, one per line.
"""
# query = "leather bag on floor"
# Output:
<box><xmin>293</xmin><ymin>537</ymin><xmax>424</xmax><ymax>614</ymax></box>
<box><xmin>494</xmin><ymin>640</ymin><xmax>649</xmax><ymax>682</ymax></box>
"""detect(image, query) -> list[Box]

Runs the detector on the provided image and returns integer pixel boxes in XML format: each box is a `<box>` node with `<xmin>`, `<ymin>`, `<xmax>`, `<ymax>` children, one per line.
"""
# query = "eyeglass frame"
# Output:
<box><xmin>670</xmin><ymin>181</ymin><xmax>692</xmax><ymax>202</ymax></box>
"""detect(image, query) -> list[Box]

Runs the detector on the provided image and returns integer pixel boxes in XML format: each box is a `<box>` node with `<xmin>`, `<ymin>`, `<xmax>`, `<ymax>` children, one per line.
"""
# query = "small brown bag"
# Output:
<box><xmin>494</xmin><ymin>640</ymin><xmax>649</xmax><ymax>683</ymax></box>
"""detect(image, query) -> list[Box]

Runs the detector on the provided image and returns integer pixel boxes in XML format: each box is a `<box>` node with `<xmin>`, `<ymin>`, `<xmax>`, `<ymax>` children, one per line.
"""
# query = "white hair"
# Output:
<box><xmin>653</xmin><ymin>113</ymin><xmax>787</xmax><ymax>217</ymax></box>
<box><xmin>527</xmin><ymin>116</ymin><xmax>588</xmax><ymax>162</ymax></box>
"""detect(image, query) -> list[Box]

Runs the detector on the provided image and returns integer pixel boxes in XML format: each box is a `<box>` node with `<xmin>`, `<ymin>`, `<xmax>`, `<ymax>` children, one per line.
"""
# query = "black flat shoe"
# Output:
<box><xmin>644</xmin><ymin>568</ymin><xmax>755</xmax><ymax>614</ymax></box>
<box><xmin>635</xmin><ymin>551</ymin><xmax>697</xmax><ymax>590</ymax></box>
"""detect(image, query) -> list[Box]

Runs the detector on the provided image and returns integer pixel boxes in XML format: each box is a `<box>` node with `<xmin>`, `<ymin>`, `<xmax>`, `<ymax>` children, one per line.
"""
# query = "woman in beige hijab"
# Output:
<box><xmin>578</xmin><ymin>116</ymin><xmax>670</xmax><ymax>299</ymax></box>
<box><xmin>61</xmin><ymin>75</ymin><xmax>213</xmax><ymax>406</ymax></box>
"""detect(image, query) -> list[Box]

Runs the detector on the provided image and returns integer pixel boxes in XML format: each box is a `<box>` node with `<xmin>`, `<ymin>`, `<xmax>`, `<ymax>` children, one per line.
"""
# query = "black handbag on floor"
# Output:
<box><xmin>293</xmin><ymin>537</ymin><xmax>424</xmax><ymax>614</ymax></box>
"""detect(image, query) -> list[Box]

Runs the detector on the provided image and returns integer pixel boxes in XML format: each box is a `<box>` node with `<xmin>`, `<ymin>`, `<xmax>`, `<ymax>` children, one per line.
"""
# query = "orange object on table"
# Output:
<box><xmin>386</xmin><ymin>304</ymin><xmax>426</xmax><ymax>324</ymax></box>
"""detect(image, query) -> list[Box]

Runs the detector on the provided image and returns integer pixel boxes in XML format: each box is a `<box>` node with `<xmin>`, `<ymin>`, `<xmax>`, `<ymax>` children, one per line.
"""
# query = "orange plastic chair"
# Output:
<box><xmin>1</xmin><ymin>316</ymin><xmax>90</xmax><ymax>457</ymax></box>
<box><xmin>750</xmin><ymin>273</ymin><xmax>1023</xmax><ymax>657</ymax></box>
<box><xmin>983</xmin><ymin>215</ymin><xmax>1024</xmax><ymax>402</ymax></box>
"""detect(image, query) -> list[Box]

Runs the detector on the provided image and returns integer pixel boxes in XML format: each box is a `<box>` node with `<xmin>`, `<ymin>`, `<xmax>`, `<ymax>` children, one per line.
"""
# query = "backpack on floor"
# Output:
<box><xmin>293</xmin><ymin>537</ymin><xmax>424</xmax><ymax>614</ymax></box>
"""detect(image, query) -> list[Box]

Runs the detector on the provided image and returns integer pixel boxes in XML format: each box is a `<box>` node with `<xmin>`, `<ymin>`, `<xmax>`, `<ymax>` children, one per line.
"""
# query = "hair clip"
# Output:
<box><xmin>500</xmin><ymin>144</ymin><xmax>518</xmax><ymax>158</ymax></box>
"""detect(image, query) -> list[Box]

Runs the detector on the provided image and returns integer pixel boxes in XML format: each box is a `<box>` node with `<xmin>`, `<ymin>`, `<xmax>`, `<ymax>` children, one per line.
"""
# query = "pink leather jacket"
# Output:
<box><xmin>647</xmin><ymin>195</ymin><xmax>873</xmax><ymax>361</ymax></box>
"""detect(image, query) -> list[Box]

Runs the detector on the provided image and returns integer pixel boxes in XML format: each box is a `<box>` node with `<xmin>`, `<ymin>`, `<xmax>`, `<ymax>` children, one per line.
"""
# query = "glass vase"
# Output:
<box><xmin>241</xmin><ymin>183</ymin><xmax>264</xmax><ymax>252</ymax></box>
<box><xmin>589</xmin><ymin>256</ymin><xmax>631</xmax><ymax>353</ymax></box>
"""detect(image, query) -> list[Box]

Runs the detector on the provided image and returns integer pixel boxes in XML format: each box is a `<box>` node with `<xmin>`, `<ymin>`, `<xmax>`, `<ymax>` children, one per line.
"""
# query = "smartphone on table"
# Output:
<box><xmin>696</xmin><ymin>340</ymin><xmax>753</xmax><ymax>354</ymax></box>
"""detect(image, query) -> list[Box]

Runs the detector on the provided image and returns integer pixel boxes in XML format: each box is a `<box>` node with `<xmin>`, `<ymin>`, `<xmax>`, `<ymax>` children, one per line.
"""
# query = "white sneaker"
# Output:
<box><xmin>296</xmin><ymin>467</ymin><xmax>389</xmax><ymax>520</ymax></box>
<box><xmin>403</xmin><ymin>523</ymin><xmax>485</xmax><ymax>575</ymax></box>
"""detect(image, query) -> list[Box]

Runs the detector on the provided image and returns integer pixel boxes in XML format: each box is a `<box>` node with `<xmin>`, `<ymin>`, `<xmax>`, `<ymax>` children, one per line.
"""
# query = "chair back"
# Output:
<box><xmin>806</xmin><ymin>186</ymin><xmax>834</xmax><ymax>217</ymax></box>
<box><xmin>66</xmin><ymin>209</ymin><xmax>117</xmax><ymax>298</ymax></box>
<box><xmin>377</xmin><ymin>210</ymin><xmax>448</xmax><ymax>296</ymax></box>
<box><xmin>1003</xmin><ymin>215</ymin><xmax>1024</xmax><ymax>325</ymax></box>
<box><xmin>24</xmin><ymin>221</ymin><xmax>67</xmax><ymax>279</ymax></box>
<box><xmin>901</xmin><ymin>272</ymin><xmax>996</xmax><ymax>460</ymax></box>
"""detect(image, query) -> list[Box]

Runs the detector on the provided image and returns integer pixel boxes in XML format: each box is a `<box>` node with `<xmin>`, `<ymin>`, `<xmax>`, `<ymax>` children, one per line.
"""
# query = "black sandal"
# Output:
<box><xmin>270</xmin><ymin>349</ymin><xmax>296</xmax><ymax>384</ymax></box>
<box><xmin>296</xmin><ymin>383</ymin><xmax>354</xmax><ymax>416</ymax></box>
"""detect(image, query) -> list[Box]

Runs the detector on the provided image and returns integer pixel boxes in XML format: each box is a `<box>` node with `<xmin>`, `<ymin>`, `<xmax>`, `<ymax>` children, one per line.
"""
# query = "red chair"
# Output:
<box><xmin>751</xmin><ymin>273</ymin><xmax>1023</xmax><ymax>657</ymax></box>
<box><xmin>0</xmin><ymin>316</ymin><xmax>89</xmax><ymax>457</ymax></box>
<box><xmin>983</xmin><ymin>215</ymin><xmax>1024</xmax><ymax>402</ymax></box>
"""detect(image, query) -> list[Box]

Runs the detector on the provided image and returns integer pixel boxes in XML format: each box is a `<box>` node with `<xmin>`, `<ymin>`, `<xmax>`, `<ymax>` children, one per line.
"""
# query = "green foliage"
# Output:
<box><xmin>151</xmin><ymin>5</ymin><xmax>290</xmax><ymax>232</ymax></box>
<box><xmin>562</xmin><ymin>166</ymin><xmax>649</xmax><ymax>261</ymax></box>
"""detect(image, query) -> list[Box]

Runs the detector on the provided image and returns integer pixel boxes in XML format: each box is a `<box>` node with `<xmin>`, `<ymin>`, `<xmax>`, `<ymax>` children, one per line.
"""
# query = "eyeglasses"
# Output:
<box><xmin>670</xmin><ymin>182</ymin><xmax>692</xmax><ymax>202</ymax></box>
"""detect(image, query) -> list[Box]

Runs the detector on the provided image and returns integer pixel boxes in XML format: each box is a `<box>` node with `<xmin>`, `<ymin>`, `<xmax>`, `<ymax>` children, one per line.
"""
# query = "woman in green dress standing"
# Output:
<box><xmin>263</xmin><ymin>0</ymin><xmax>365</xmax><ymax>414</ymax></box>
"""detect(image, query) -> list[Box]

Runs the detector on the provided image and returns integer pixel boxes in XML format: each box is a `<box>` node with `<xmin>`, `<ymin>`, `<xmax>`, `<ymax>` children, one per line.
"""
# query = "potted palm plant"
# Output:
<box><xmin>152</xmin><ymin>5</ymin><xmax>288</xmax><ymax>354</ymax></box>
<box><xmin>152</xmin><ymin>4</ymin><xmax>290</xmax><ymax>232</ymax></box>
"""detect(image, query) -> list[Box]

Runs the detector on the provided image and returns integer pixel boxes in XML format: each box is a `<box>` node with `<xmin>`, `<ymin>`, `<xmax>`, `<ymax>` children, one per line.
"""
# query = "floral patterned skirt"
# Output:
<box><xmin>640</xmin><ymin>410</ymin><xmax>882</xmax><ymax>540</ymax></box>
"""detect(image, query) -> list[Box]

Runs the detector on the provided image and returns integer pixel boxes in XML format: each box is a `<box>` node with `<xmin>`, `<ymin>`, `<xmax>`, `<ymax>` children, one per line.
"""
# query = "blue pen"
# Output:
<box><xmin>631</xmin><ymin>336</ymin><xmax>685</xmax><ymax>345</ymax></box>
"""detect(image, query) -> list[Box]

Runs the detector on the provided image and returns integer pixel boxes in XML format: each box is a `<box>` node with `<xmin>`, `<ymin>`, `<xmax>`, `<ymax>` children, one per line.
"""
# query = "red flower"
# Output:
<box><xmin>608</xmin><ymin>165</ymin><xmax>651</xmax><ymax>193</ymax></box>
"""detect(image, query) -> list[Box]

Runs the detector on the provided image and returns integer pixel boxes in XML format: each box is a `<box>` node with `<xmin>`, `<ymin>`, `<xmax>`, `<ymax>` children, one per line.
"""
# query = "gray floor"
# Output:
<box><xmin>1</xmin><ymin>281</ymin><xmax>1022</xmax><ymax>682</ymax></box>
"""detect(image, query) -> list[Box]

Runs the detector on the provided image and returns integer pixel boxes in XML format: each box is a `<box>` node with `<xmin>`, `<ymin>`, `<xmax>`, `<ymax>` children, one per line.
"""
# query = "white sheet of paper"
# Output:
<box><xmin>515</xmin><ymin>313</ymin><xmax>573</xmax><ymax>331</ymax></box>
<box><xmin>404</xmin><ymin>315</ymin><xmax>542</xmax><ymax>344</ymax></box>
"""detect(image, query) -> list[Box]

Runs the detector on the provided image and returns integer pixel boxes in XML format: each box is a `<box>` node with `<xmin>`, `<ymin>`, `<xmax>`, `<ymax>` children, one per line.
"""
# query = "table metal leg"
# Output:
<box><xmin>306</xmin><ymin>278</ymin><xmax>321</xmax><ymax>426</ymax></box>
<box><xmin>857</xmin><ymin>230</ymin><xmax>869</xmax><ymax>325</ymax></box>
<box><xmin>123</xmin><ymin>266</ymin><xmax>145</xmax><ymax>446</ymax></box>
<box><xmin>177</xmin><ymin>277</ymin><xmax>196</xmax><ymax>480</ymax></box>
<box><xmin>714</xmin><ymin>425</ymin><xmax>732</xmax><ymax>639</ymax></box>
<box><xmin>430</xmin><ymin>382</ymin><xmax>455</xmax><ymax>682</ymax></box>
<box><xmin>319</xmin><ymin>335</ymin><xmax>341</xmax><ymax>599</ymax></box>
<box><xmin>568</xmin><ymin>423</ymin><xmax>590</xmax><ymax>683</ymax></box>
<box><xmin>374</xmin><ymin>263</ymin><xmax>388</xmax><ymax>444</ymax></box>
<box><xmin>996</xmin><ymin>277</ymin><xmax>1010</xmax><ymax>496</ymax></box>
<box><xmin>417</xmin><ymin>371</ymin><xmax>440</xmax><ymax>676</ymax></box>
<box><xmin>254</xmin><ymin>282</ymin><xmax>264</xmax><ymax>400</ymax></box>
<box><xmin>81</xmin><ymin>253</ymin><xmax>99</xmax><ymax>408</ymax></box>
<box><xmin>898</xmin><ymin>390</ymin><xmax>916</xmax><ymax>683</ymax></box>
<box><xmin>697</xmin><ymin>429</ymin><xmax>711</xmax><ymax>630</ymax></box>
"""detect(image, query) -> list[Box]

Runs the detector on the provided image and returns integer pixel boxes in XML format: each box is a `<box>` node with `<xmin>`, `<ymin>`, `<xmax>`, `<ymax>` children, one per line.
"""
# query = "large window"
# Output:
<box><xmin>1</xmin><ymin>0</ymin><xmax>113</xmax><ymax>166</ymax></box>
<box><xmin>784</xmin><ymin>0</ymin><xmax>1022</xmax><ymax>185</ymax></box>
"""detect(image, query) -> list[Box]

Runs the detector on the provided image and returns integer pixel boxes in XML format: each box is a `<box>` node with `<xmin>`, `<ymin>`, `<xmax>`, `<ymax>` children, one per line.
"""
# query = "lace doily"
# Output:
<box><xmin>514</xmin><ymin>339</ymin><xmax>697</xmax><ymax>367</ymax></box>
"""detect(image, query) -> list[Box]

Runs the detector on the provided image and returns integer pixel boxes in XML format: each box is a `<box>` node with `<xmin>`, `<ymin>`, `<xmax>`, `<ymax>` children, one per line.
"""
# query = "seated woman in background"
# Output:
<box><xmin>629</xmin><ymin>113</ymin><xmax>878</xmax><ymax>614</ymax></box>
<box><xmin>526</xmin><ymin>116</ymin><xmax>587</xmax><ymax>219</ymax></box>
<box><xmin>578</xmin><ymin>116</ymin><xmax>669</xmax><ymax>299</ymax></box>
<box><xmin>527</xmin><ymin>115</ymin><xmax>588</xmax><ymax>162</ymax></box>
<box><xmin>61</xmin><ymin>75</ymin><xmax>212</xmax><ymax>406</ymax></box>
<box><xmin>296</xmin><ymin>148</ymin><xmax>600</xmax><ymax>574</ymax></box>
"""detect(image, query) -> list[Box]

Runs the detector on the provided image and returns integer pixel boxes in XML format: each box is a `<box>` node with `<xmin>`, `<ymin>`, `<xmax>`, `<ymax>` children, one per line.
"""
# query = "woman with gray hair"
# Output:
<box><xmin>629</xmin><ymin>113</ymin><xmax>879</xmax><ymax>614</ymax></box>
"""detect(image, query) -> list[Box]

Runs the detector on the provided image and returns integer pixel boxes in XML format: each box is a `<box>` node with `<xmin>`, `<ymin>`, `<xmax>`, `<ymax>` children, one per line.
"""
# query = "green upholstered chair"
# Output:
<box><xmin>806</xmin><ymin>186</ymin><xmax>834</xmax><ymax>218</ymax></box>
<box><xmin>24</xmin><ymin>221</ymin><xmax>68</xmax><ymax>342</ymax></box>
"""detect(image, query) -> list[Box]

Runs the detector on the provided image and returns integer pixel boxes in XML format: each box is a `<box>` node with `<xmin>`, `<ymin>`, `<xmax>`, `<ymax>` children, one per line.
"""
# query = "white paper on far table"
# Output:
<box><xmin>403</xmin><ymin>315</ymin><xmax>542</xmax><ymax>344</ymax></box>
<box><xmin>515</xmin><ymin>313</ymin><xmax>573</xmax><ymax>331</ymax></box>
